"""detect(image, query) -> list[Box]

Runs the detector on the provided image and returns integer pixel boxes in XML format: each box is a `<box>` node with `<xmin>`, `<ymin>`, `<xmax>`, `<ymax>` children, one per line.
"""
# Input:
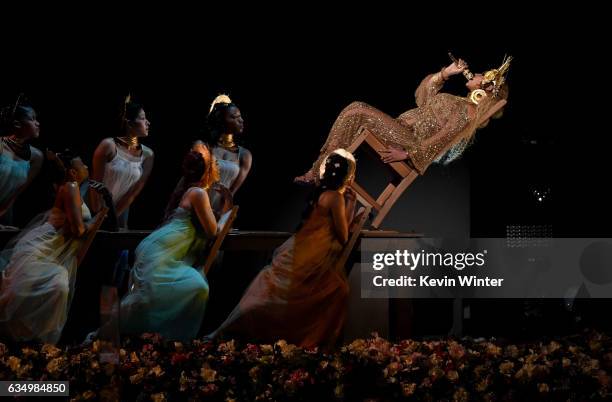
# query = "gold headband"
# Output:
<box><xmin>481</xmin><ymin>55</ymin><xmax>512</xmax><ymax>96</ymax></box>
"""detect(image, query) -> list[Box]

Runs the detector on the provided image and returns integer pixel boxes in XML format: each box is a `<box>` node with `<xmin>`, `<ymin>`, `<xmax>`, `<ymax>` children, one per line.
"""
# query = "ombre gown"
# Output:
<box><xmin>0</xmin><ymin>203</ymin><xmax>91</xmax><ymax>343</ymax></box>
<box><xmin>211</xmin><ymin>199</ymin><xmax>349</xmax><ymax>349</ymax></box>
<box><xmin>120</xmin><ymin>192</ymin><xmax>211</xmax><ymax>341</ymax></box>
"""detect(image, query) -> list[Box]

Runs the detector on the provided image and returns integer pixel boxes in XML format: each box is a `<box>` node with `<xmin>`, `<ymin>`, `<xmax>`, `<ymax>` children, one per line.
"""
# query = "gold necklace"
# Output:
<box><xmin>2</xmin><ymin>135</ymin><xmax>31</xmax><ymax>160</ymax></box>
<box><xmin>218</xmin><ymin>133</ymin><xmax>237</xmax><ymax>151</ymax></box>
<box><xmin>116</xmin><ymin>136</ymin><xmax>140</xmax><ymax>150</ymax></box>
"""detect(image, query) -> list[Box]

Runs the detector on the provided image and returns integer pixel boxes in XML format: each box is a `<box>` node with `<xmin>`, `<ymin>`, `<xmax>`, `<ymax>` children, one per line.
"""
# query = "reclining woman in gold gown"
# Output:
<box><xmin>295</xmin><ymin>55</ymin><xmax>511</xmax><ymax>184</ymax></box>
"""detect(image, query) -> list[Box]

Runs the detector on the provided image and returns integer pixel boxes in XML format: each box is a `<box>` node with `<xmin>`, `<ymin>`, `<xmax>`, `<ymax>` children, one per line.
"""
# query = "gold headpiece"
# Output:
<box><xmin>120</xmin><ymin>93</ymin><xmax>132</xmax><ymax>126</ymax></box>
<box><xmin>481</xmin><ymin>55</ymin><xmax>512</xmax><ymax>96</ymax></box>
<box><xmin>209</xmin><ymin>94</ymin><xmax>232</xmax><ymax>114</ymax></box>
<box><xmin>12</xmin><ymin>93</ymin><xmax>24</xmax><ymax>116</ymax></box>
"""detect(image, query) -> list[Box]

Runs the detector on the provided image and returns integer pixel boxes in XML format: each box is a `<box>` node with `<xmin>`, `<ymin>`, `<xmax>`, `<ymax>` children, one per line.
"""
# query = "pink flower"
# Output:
<box><xmin>448</xmin><ymin>341</ymin><xmax>466</xmax><ymax>360</ymax></box>
<box><xmin>171</xmin><ymin>352</ymin><xmax>189</xmax><ymax>365</ymax></box>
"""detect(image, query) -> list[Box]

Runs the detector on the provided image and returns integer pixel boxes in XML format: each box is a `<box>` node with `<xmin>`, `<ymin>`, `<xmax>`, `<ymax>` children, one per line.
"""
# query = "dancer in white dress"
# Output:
<box><xmin>0</xmin><ymin>149</ymin><xmax>107</xmax><ymax>343</ymax></box>
<box><xmin>193</xmin><ymin>95</ymin><xmax>251</xmax><ymax>214</ymax></box>
<box><xmin>90</xmin><ymin>97</ymin><xmax>154</xmax><ymax>229</ymax></box>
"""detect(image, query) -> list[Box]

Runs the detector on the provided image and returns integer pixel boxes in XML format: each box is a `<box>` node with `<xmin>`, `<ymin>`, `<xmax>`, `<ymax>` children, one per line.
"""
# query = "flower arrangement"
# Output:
<box><xmin>0</xmin><ymin>330</ymin><xmax>610</xmax><ymax>401</ymax></box>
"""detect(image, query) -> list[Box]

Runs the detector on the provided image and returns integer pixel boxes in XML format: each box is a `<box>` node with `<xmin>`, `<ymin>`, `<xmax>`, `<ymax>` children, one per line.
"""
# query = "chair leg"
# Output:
<box><xmin>377</xmin><ymin>183</ymin><xmax>396</xmax><ymax>206</ymax></box>
<box><xmin>371</xmin><ymin>172</ymin><xmax>418</xmax><ymax>228</ymax></box>
<box><xmin>352</xmin><ymin>182</ymin><xmax>382</xmax><ymax>211</ymax></box>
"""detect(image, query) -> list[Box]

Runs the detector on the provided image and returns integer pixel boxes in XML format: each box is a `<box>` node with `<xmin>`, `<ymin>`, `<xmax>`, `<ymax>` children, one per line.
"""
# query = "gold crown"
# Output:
<box><xmin>481</xmin><ymin>55</ymin><xmax>512</xmax><ymax>96</ymax></box>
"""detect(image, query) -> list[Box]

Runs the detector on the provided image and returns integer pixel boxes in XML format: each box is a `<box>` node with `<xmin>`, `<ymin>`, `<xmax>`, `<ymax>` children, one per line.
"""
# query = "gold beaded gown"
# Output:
<box><xmin>306</xmin><ymin>70</ymin><xmax>474</xmax><ymax>177</ymax></box>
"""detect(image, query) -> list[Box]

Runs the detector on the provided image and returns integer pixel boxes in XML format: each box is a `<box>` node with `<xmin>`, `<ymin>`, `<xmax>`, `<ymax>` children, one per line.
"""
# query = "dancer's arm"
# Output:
<box><xmin>90</xmin><ymin>138</ymin><xmax>115</xmax><ymax>214</ymax></box>
<box><xmin>190</xmin><ymin>188</ymin><xmax>218</xmax><ymax>238</ymax></box>
<box><xmin>229</xmin><ymin>148</ymin><xmax>252</xmax><ymax>196</ymax></box>
<box><xmin>415</xmin><ymin>60</ymin><xmax>467</xmax><ymax>107</ymax></box>
<box><xmin>63</xmin><ymin>182</ymin><xmax>88</xmax><ymax>237</ymax></box>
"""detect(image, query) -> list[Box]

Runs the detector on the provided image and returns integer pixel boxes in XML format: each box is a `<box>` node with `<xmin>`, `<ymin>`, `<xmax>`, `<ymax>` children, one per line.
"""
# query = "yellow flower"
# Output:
<box><xmin>46</xmin><ymin>357</ymin><xmax>67</xmax><ymax>375</ymax></box>
<box><xmin>275</xmin><ymin>340</ymin><xmax>297</xmax><ymax>359</ymax></box>
<box><xmin>448</xmin><ymin>341</ymin><xmax>466</xmax><ymax>360</ymax></box>
<box><xmin>130</xmin><ymin>351</ymin><xmax>140</xmax><ymax>363</ymax></box>
<box><xmin>21</xmin><ymin>347</ymin><xmax>38</xmax><ymax>358</ymax></box>
<box><xmin>218</xmin><ymin>340</ymin><xmax>236</xmax><ymax>354</ymax></box>
<box><xmin>7</xmin><ymin>356</ymin><xmax>21</xmax><ymax>372</ymax></box>
<box><xmin>383</xmin><ymin>362</ymin><xmax>401</xmax><ymax>378</ymax></box>
<box><xmin>151</xmin><ymin>392</ymin><xmax>167</xmax><ymax>402</ymax></box>
<box><xmin>401</xmin><ymin>382</ymin><xmax>416</xmax><ymax>397</ymax></box>
<box><xmin>260</xmin><ymin>344</ymin><xmax>273</xmax><ymax>355</ymax></box>
<box><xmin>538</xmin><ymin>383</ymin><xmax>549</xmax><ymax>393</ymax></box>
<box><xmin>485</xmin><ymin>343</ymin><xmax>502</xmax><ymax>357</ymax></box>
<box><xmin>151</xmin><ymin>365</ymin><xmax>164</xmax><ymax>377</ymax></box>
<box><xmin>201</xmin><ymin>365</ymin><xmax>217</xmax><ymax>382</ymax></box>
<box><xmin>347</xmin><ymin>339</ymin><xmax>367</xmax><ymax>354</ymax></box>
<box><xmin>41</xmin><ymin>344</ymin><xmax>61</xmax><ymax>359</ymax></box>
<box><xmin>130</xmin><ymin>368</ymin><xmax>146</xmax><ymax>384</ymax></box>
<box><xmin>505</xmin><ymin>345</ymin><xmax>519</xmax><ymax>359</ymax></box>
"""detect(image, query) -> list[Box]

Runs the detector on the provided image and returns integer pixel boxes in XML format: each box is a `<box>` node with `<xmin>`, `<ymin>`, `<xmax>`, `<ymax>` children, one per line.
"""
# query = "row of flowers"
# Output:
<box><xmin>1</xmin><ymin>330</ymin><xmax>611</xmax><ymax>401</ymax></box>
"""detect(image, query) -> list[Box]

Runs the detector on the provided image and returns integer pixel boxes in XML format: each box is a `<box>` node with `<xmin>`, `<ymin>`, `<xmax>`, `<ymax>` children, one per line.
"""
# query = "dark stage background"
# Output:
<box><xmin>0</xmin><ymin>23</ymin><xmax>607</xmax><ymax>238</ymax></box>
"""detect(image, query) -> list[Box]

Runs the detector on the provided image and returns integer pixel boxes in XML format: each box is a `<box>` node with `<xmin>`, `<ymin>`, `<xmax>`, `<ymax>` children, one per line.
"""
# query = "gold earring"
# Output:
<box><xmin>469</xmin><ymin>89</ymin><xmax>487</xmax><ymax>105</ymax></box>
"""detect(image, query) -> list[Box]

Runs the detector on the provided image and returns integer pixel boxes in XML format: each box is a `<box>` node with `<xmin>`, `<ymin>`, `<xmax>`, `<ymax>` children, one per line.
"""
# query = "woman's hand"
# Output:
<box><xmin>344</xmin><ymin>187</ymin><xmax>357</xmax><ymax>203</ymax></box>
<box><xmin>443</xmin><ymin>58</ymin><xmax>468</xmax><ymax>78</ymax></box>
<box><xmin>380</xmin><ymin>147</ymin><xmax>408</xmax><ymax>163</ymax></box>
